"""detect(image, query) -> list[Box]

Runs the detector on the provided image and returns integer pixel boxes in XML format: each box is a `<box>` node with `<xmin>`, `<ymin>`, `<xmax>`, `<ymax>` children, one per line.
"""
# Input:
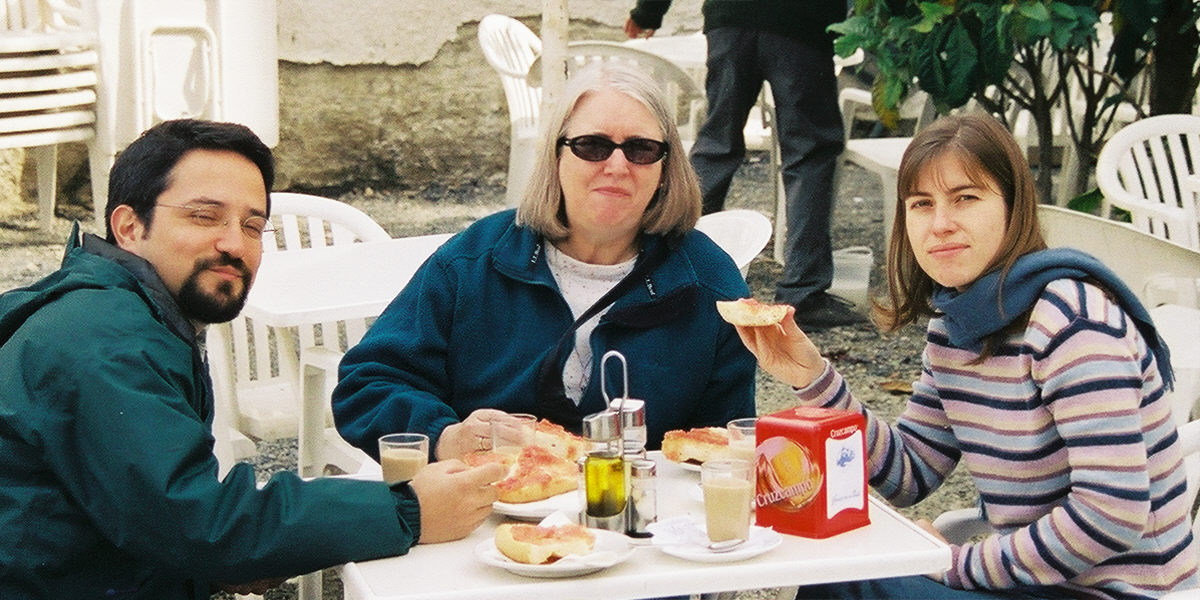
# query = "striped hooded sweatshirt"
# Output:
<box><xmin>796</xmin><ymin>278</ymin><xmax>1198</xmax><ymax>598</ymax></box>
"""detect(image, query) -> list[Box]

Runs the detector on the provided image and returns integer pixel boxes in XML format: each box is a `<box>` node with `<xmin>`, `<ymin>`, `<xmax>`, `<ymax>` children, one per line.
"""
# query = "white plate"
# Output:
<box><xmin>665</xmin><ymin>459</ymin><xmax>702</xmax><ymax>472</ymax></box>
<box><xmin>474</xmin><ymin>528</ymin><xmax>634</xmax><ymax>578</ymax></box>
<box><xmin>493</xmin><ymin>491</ymin><xmax>580</xmax><ymax>521</ymax></box>
<box><xmin>647</xmin><ymin>516</ymin><xmax>782</xmax><ymax>563</ymax></box>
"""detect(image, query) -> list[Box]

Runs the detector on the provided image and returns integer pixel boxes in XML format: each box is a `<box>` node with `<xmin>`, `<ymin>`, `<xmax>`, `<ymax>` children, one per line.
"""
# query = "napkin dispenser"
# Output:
<box><xmin>753</xmin><ymin>406</ymin><xmax>869</xmax><ymax>538</ymax></box>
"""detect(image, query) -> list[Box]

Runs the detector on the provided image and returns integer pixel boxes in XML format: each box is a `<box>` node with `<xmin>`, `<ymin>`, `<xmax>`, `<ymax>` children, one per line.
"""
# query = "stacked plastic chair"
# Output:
<box><xmin>0</xmin><ymin>0</ymin><xmax>105</xmax><ymax>229</ymax></box>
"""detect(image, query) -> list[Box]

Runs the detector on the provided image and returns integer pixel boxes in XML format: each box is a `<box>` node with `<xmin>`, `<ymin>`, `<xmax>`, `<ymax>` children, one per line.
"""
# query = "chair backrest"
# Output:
<box><xmin>694</xmin><ymin>209</ymin><xmax>772</xmax><ymax>277</ymax></box>
<box><xmin>261</xmin><ymin>191</ymin><xmax>390</xmax><ymax>348</ymax></box>
<box><xmin>1038</xmin><ymin>205</ymin><xmax>1200</xmax><ymax>308</ymax></box>
<box><xmin>205</xmin><ymin>193</ymin><xmax>390</xmax><ymax>441</ymax></box>
<box><xmin>265</xmin><ymin>191</ymin><xmax>390</xmax><ymax>252</ymax></box>
<box><xmin>478</xmin><ymin>14</ymin><xmax>542</xmax><ymax>205</ymax></box>
<box><xmin>477</xmin><ymin>14</ymin><xmax>542</xmax><ymax>141</ymax></box>
<box><xmin>1095</xmin><ymin>114</ymin><xmax>1200</xmax><ymax>250</ymax></box>
<box><xmin>540</xmin><ymin>41</ymin><xmax>706</xmax><ymax>149</ymax></box>
<box><xmin>1039</xmin><ymin>205</ymin><xmax>1200</xmax><ymax>428</ymax></box>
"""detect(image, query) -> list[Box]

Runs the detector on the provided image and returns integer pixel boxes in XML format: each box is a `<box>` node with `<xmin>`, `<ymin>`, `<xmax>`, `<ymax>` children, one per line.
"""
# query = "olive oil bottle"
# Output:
<box><xmin>582</xmin><ymin>410</ymin><xmax>626</xmax><ymax>531</ymax></box>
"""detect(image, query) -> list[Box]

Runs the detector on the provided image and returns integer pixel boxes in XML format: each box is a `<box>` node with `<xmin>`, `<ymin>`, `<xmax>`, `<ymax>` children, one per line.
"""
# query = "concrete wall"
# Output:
<box><xmin>7</xmin><ymin>0</ymin><xmax>704</xmax><ymax>219</ymax></box>
<box><xmin>273</xmin><ymin>0</ymin><xmax>702</xmax><ymax>192</ymax></box>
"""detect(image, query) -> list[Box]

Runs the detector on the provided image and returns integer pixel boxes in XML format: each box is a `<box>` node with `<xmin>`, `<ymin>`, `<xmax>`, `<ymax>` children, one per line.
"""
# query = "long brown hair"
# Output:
<box><xmin>875</xmin><ymin>112</ymin><xmax>1047</xmax><ymax>335</ymax></box>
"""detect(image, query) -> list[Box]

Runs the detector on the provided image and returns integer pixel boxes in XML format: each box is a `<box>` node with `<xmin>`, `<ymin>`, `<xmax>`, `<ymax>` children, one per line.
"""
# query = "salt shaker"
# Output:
<box><xmin>627</xmin><ymin>458</ymin><xmax>657</xmax><ymax>537</ymax></box>
<box><xmin>609</xmin><ymin>397</ymin><xmax>647</xmax><ymax>458</ymax></box>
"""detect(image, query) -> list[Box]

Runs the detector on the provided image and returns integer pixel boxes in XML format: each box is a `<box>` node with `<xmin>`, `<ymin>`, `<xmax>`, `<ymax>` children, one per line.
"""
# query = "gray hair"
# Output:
<box><xmin>515</xmin><ymin>61</ymin><xmax>701</xmax><ymax>239</ymax></box>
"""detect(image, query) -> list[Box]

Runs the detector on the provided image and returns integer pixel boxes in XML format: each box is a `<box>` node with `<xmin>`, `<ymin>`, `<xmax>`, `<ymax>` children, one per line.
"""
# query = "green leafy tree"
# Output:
<box><xmin>830</xmin><ymin>0</ymin><xmax>1170</xmax><ymax>204</ymax></box>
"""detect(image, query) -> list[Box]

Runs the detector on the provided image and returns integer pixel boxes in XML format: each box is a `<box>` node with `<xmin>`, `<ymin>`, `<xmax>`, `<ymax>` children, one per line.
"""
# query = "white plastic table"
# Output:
<box><xmin>842</xmin><ymin>136</ymin><xmax>911</xmax><ymax>246</ymax></box>
<box><xmin>243</xmin><ymin>234</ymin><xmax>453</xmax><ymax>330</ymax></box>
<box><xmin>241</xmin><ymin>233</ymin><xmax>453</xmax><ymax>474</ymax></box>
<box><xmin>338</xmin><ymin>452</ymin><xmax>951</xmax><ymax>600</ymax></box>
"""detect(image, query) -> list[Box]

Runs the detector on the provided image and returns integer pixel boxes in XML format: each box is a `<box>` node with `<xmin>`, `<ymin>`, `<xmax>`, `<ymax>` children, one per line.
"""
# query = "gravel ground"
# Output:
<box><xmin>0</xmin><ymin>154</ymin><xmax>977</xmax><ymax>599</ymax></box>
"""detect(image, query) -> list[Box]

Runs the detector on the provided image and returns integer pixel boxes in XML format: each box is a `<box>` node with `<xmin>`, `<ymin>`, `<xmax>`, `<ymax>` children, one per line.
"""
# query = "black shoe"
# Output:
<box><xmin>788</xmin><ymin>292</ymin><xmax>867</xmax><ymax>330</ymax></box>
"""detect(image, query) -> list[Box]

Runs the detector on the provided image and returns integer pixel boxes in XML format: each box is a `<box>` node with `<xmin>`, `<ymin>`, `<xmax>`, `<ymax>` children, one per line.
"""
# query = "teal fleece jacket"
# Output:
<box><xmin>332</xmin><ymin>209</ymin><xmax>757</xmax><ymax>457</ymax></box>
<box><xmin>0</xmin><ymin>229</ymin><xmax>417</xmax><ymax>600</ymax></box>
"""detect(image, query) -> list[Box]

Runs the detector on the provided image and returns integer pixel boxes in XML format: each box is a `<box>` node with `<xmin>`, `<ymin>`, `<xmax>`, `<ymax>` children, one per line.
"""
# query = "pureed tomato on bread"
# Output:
<box><xmin>461</xmin><ymin>418</ymin><xmax>588</xmax><ymax>503</ymax></box>
<box><xmin>661</xmin><ymin>427</ymin><xmax>729</xmax><ymax>464</ymax></box>
<box><xmin>463</xmin><ymin>445</ymin><xmax>579</xmax><ymax>503</ymax></box>
<box><xmin>494</xmin><ymin>522</ymin><xmax>596</xmax><ymax>564</ymax></box>
<box><xmin>533</xmin><ymin>419</ymin><xmax>590</xmax><ymax>461</ymax></box>
<box><xmin>715</xmin><ymin>298</ymin><xmax>789</xmax><ymax>327</ymax></box>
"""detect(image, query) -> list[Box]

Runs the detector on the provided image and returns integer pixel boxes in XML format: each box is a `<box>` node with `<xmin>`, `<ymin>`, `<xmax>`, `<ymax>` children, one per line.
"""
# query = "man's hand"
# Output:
<box><xmin>623</xmin><ymin>17</ymin><xmax>655</xmax><ymax>39</ymax></box>
<box><xmin>410</xmin><ymin>459</ymin><xmax>505</xmax><ymax>543</ymax></box>
<box><xmin>733</xmin><ymin>306</ymin><xmax>826</xmax><ymax>389</ymax></box>
<box><xmin>434</xmin><ymin>408</ymin><xmax>510</xmax><ymax>460</ymax></box>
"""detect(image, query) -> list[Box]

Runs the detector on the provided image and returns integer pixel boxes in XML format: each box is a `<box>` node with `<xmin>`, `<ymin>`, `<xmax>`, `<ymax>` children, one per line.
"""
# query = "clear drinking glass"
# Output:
<box><xmin>701</xmin><ymin>458</ymin><xmax>754</xmax><ymax>543</ymax></box>
<box><xmin>378</xmin><ymin>433</ymin><xmax>429</xmax><ymax>484</ymax></box>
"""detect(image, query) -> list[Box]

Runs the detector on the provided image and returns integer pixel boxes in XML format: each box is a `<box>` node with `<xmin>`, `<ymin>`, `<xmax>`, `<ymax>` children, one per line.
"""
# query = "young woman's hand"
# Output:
<box><xmin>734</xmin><ymin>306</ymin><xmax>826</xmax><ymax>389</ymax></box>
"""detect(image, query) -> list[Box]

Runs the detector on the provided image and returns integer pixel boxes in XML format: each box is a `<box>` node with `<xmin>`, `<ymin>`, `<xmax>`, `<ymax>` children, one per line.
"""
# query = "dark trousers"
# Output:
<box><xmin>795</xmin><ymin>575</ymin><xmax>1078</xmax><ymax>599</ymax></box>
<box><xmin>691</xmin><ymin>27</ymin><xmax>844</xmax><ymax>305</ymax></box>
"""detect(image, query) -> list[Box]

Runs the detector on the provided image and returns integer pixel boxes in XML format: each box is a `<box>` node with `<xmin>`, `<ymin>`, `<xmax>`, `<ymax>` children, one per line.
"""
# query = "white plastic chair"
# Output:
<box><xmin>1095</xmin><ymin>114</ymin><xmax>1200</xmax><ymax>251</ymax></box>
<box><xmin>694</xmin><ymin>209</ymin><xmax>772</xmax><ymax>278</ymax></box>
<box><xmin>1039</xmin><ymin>205</ymin><xmax>1200</xmax><ymax>424</ymax></box>
<box><xmin>551</xmin><ymin>41</ymin><xmax>705</xmax><ymax>151</ymax></box>
<box><xmin>0</xmin><ymin>0</ymin><xmax>107</xmax><ymax>229</ymax></box>
<box><xmin>206</xmin><ymin>193</ymin><xmax>390</xmax><ymax>462</ymax></box>
<box><xmin>832</xmin><ymin>89</ymin><xmax>933</xmax><ymax>261</ymax></box>
<box><xmin>207</xmin><ymin>192</ymin><xmax>391</xmax><ymax>600</ymax></box>
<box><xmin>478</xmin><ymin>14</ymin><xmax>542</xmax><ymax>207</ymax></box>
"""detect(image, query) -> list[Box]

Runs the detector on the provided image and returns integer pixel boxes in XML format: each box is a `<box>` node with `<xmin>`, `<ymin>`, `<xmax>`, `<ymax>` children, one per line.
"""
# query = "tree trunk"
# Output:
<box><xmin>1020</xmin><ymin>47</ymin><xmax>1058</xmax><ymax>204</ymax></box>
<box><xmin>1150</xmin><ymin>0</ymin><xmax>1200</xmax><ymax>114</ymax></box>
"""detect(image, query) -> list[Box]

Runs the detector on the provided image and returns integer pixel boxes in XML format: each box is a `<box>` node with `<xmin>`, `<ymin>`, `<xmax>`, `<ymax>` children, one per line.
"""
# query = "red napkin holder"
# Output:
<box><xmin>753</xmin><ymin>406</ymin><xmax>869</xmax><ymax>538</ymax></box>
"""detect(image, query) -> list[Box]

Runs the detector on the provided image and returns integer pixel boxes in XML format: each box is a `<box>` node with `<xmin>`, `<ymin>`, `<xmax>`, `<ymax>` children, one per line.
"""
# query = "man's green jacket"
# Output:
<box><xmin>0</xmin><ymin>229</ymin><xmax>417</xmax><ymax>599</ymax></box>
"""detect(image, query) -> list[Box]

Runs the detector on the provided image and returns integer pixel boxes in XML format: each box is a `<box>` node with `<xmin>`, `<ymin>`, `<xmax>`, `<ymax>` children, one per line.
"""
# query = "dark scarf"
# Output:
<box><xmin>930</xmin><ymin>248</ymin><xmax>1174</xmax><ymax>390</ymax></box>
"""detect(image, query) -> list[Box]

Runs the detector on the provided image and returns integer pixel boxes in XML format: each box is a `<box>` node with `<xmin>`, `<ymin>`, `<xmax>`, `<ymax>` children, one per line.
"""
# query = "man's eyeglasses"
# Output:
<box><xmin>156</xmin><ymin>203</ymin><xmax>275</xmax><ymax>241</ymax></box>
<box><xmin>558</xmin><ymin>135</ymin><xmax>669</xmax><ymax>165</ymax></box>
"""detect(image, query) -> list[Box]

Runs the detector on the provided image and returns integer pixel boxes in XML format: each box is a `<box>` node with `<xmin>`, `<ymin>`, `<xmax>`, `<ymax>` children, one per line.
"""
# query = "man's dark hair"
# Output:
<box><xmin>104</xmin><ymin>119</ymin><xmax>275</xmax><ymax>242</ymax></box>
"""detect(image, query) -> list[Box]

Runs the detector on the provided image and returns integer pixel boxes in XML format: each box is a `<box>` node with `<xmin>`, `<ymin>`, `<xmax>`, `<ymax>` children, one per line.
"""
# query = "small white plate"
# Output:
<box><xmin>474</xmin><ymin>528</ymin><xmax>634</xmax><ymax>578</ymax></box>
<box><xmin>648</xmin><ymin>516</ymin><xmax>782</xmax><ymax>563</ymax></box>
<box><xmin>493</xmin><ymin>491</ymin><xmax>580</xmax><ymax>521</ymax></box>
<box><xmin>665</xmin><ymin>459</ymin><xmax>702</xmax><ymax>473</ymax></box>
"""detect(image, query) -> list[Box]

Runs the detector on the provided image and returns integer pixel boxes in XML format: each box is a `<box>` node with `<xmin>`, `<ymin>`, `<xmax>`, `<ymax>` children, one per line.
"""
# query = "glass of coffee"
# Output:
<box><xmin>378</xmin><ymin>433</ymin><xmax>429</xmax><ymax>484</ymax></box>
<box><xmin>701</xmin><ymin>458</ymin><xmax>753</xmax><ymax>543</ymax></box>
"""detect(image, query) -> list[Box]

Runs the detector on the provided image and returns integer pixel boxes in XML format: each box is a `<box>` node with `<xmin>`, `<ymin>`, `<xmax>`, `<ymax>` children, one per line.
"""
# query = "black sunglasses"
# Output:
<box><xmin>558</xmin><ymin>135</ymin><xmax>669</xmax><ymax>165</ymax></box>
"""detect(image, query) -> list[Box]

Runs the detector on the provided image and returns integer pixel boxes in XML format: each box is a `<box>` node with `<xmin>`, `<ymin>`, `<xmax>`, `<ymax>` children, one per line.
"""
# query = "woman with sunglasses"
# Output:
<box><xmin>734</xmin><ymin>113</ymin><xmax>1197</xmax><ymax>599</ymax></box>
<box><xmin>332</xmin><ymin>62</ymin><xmax>756</xmax><ymax>464</ymax></box>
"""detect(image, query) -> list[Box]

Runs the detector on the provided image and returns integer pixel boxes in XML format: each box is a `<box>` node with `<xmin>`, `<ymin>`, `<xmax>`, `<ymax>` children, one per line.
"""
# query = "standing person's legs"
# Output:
<box><xmin>761</xmin><ymin>33</ymin><xmax>859</xmax><ymax>327</ymax></box>
<box><xmin>691</xmin><ymin>27</ymin><xmax>764</xmax><ymax>215</ymax></box>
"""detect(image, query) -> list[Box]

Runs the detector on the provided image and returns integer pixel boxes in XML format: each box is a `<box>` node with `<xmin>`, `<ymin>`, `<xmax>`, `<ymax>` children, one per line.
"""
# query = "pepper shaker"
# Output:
<box><xmin>627</xmin><ymin>458</ymin><xmax>657</xmax><ymax>537</ymax></box>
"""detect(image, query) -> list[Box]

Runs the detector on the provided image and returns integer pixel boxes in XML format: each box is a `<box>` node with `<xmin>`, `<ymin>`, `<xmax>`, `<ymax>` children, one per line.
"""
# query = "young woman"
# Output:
<box><xmin>735</xmin><ymin>113</ymin><xmax>1197</xmax><ymax>599</ymax></box>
